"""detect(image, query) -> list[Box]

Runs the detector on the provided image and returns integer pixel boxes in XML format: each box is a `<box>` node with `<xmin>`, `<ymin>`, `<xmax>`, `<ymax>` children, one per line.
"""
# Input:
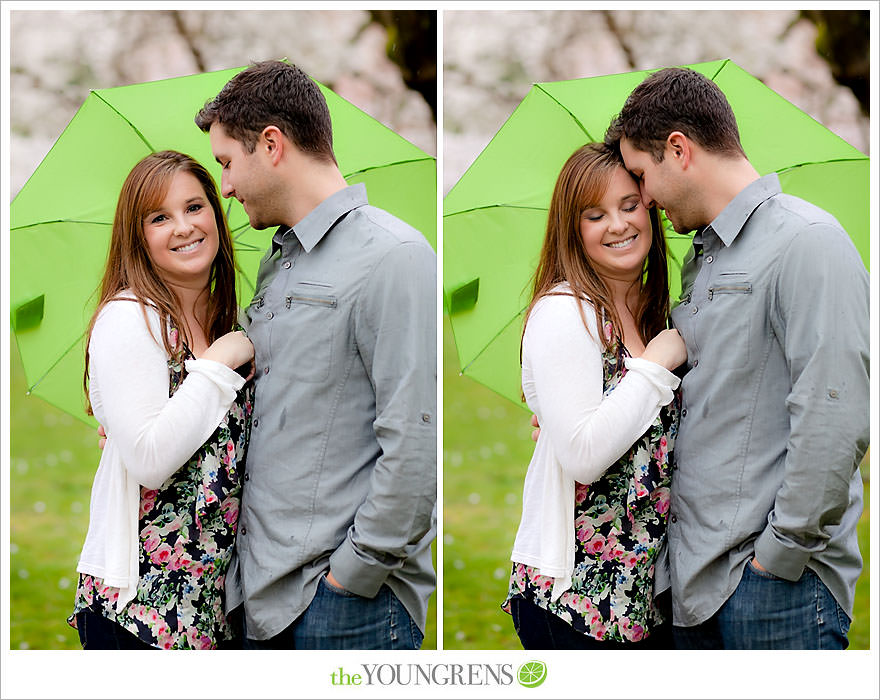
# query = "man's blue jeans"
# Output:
<box><xmin>243</xmin><ymin>575</ymin><xmax>424</xmax><ymax>650</ymax></box>
<box><xmin>673</xmin><ymin>560</ymin><xmax>851</xmax><ymax>649</ymax></box>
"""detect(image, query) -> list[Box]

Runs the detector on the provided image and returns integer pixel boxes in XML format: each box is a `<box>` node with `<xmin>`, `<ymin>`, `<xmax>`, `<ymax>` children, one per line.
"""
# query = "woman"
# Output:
<box><xmin>68</xmin><ymin>150</ymin><xmax>255</xmax><ymax>650</ymax></box>
<box><xmin>502</xmin><ymin>142</ymin><xmax>687</xmax><ymax>649</ymax></box>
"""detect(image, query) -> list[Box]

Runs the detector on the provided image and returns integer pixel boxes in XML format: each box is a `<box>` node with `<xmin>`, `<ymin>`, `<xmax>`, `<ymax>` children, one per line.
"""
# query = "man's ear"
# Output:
<box><xmin>259</xmin><ymin>125</ymin><xmax>285</xmax><ymax>165</ymax></box>
<box><xmin>666</xmin><ymin>131</ymin><xmax>692</xmax><ymax>169</ymax></box>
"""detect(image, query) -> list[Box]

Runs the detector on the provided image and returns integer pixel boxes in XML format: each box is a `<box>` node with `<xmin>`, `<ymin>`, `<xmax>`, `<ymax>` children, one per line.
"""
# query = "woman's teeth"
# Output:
<box><xmin>174</xmin><ymin>239</ymin><xmax>202</xmax><ymax>253</ymax></box>
<box><xmin>605</xmin><ymin>234</ymin><xmax>637</xmax><ymax>249</ymax></box>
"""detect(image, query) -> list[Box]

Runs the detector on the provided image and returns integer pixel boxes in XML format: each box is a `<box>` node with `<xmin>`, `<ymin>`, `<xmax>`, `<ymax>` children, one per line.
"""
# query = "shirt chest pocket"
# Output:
<box><xmin>695</xmin><ymin>278</ymin><xmax>753</xmax><ymax>370</ymax></box>
<box><xmin>283</xmin><ymin>288</ymin><xmax>338</xmax><ymax>383</ymax></box>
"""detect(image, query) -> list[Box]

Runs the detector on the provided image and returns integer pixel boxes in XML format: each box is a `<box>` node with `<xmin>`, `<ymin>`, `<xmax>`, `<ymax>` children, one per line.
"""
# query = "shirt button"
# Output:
<box><xmin>681</xmin><ymin>408</ymin><xmax>688</xmax><ymax>418</ymax></box>
<box><xmin>244</xmin><ymin>473</ymin><xmax>250</xmax><ymax>481</ymax></box>
<box><xmin>282</xmin><ymin>260</ymin><xmax>291</xmax><ymax>269</ymax></box>
<box><xmin>671</xmin><ymin>514</ymin><xmax>678</xmax><ymax>524</ymax></box>
<box><xmin>241</xmin><ymin>526</ymin><xmax>247</xmax><ymax>535</ymax></box>
<box><xmin>693</xmin><ymin>359</ymin><xmax>699</xmax><ymax>367</ymax></box>
<box><xmin>253</xmin><ymin>418</ymin><xmax>259</xmax><ymax>428</ymax></box>
<box><xmin>691</xmin><ymin>306</ymin><xmax>698</xmax><ymax>315</ymax></box>
<box><xmin>828</xmin><ymin>389</ymin><xmax>839</xmax><ymax>399</ymax></box>
<box><xmin>264</xmin><ymin>366</ymin><xmax>270</xmax><ymax>375</ymax></box>
<box><xmin>705</xmin><ymin>254</ymin><xmax>714</xmax><ymax>264</ymax></box>
<box><xmin>266</xmin><ymin>311</ymin><xmax>274</xmax><ymax>320</ymax></box>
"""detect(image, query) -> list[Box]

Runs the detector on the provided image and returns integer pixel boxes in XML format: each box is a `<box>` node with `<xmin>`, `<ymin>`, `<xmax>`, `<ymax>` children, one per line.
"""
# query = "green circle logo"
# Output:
<box><xmin>517</xmin><ymin>660</ymin><xmax>547</xmax><ymax>688</ymax></box>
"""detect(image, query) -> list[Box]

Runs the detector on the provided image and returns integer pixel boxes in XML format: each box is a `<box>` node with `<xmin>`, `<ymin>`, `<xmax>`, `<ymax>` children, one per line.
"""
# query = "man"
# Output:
<box><xmin>603</xmin><ymin>67</ymin><xmax>869</xmax><ymax>649</ymax></box>
<box><xmin>194</xmin><ymin>60</ymin><xmax>437</xmax><ymax>649</ymax></box>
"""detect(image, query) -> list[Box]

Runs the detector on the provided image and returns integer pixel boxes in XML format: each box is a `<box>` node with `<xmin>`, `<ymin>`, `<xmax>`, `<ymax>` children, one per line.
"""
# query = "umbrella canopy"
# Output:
<box><xmin>11</xmin><ymin>64</ymin><xmax>436</xmax><ymax>424</ymax></box>
<box><xmin>443</xmin><ymin>58</ymin><xmax>869</xmax><ymax>409</ymax></box>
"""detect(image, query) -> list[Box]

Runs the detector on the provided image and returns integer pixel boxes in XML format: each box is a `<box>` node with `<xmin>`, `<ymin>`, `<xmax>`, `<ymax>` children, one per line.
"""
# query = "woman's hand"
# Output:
<box><xmin>641</xmin><ymin>328</ymin><xmax>687</xmax><ymax>371</ymax></box>
<box><xmin>201</xmin><ymin>330</ymin><xmax>254</xmax><ymax>370</ymax></box>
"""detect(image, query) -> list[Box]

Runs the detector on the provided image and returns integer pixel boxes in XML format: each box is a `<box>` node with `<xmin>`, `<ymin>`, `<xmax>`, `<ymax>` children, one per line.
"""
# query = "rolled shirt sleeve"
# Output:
<box><xmin>328</xmin><ymin>240</ymin><xmax>438</xmax><ymax>597</ymax></box>
<box><xmin>753</xmin><ymin>223</ymin><xmax>869</xmax><ymax>579</ymax></box>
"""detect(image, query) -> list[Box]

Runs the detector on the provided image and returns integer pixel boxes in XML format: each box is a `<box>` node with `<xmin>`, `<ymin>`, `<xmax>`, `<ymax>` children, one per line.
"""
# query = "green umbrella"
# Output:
<box><xmin>443</xmin><ymin>58</ymin><xmax>868</xmax><ymax>409</ymax></box>
<box><xmin>11</xmin><ymin>64</ymin><xmax>436</xmax><ymax>425</ymax></box>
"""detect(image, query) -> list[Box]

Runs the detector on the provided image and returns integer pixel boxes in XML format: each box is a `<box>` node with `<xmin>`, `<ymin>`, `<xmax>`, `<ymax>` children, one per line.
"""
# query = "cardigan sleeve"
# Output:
<box><xmin>524</xmin><ymin>294</ymin><xmax>679</xmax><ymax>485</ymax></box>
<box><xmin>88</xmin><ymin>299</ymin><xmax>246</xmax><ymax>490</ymax></box>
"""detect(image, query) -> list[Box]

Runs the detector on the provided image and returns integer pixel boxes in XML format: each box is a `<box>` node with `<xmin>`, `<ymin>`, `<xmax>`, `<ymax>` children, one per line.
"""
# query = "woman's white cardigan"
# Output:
<box><xmin>511</xmin><ymin>288</ymin><xmax>680</xmax><ymax>601</ymax></box>
<box><xmin>76</xmin><ymin>296</ymin><xmax>245</xmax><ymax>611</ymax></box>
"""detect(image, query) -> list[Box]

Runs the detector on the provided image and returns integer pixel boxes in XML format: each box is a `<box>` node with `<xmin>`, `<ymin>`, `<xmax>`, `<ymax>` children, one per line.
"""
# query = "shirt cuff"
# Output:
<box><xmin>328</xmin><ymin>537</ymin><xmax>390</xmax><ymax>599</ymax></box>
<box><xmin>623</xmin><ymin>356</ymin><xmax>681</xmax><ymax>404</ymax></box>
<box><xmin>753</xmin><ymin>525</ymin><xmax>812</xmax><ymax>581</ymax></box>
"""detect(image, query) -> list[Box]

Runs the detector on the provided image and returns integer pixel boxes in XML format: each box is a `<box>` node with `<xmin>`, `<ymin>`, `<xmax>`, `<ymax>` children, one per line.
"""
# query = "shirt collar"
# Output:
<box><xmin>707</xmin><ymin>172</ymin><xmax>780</xmax><ymax>247</ymax></box>
<box><xmin>272</xmin><ymin>183</ymin><xmax>369</xmax><ymax>254</ymax></box>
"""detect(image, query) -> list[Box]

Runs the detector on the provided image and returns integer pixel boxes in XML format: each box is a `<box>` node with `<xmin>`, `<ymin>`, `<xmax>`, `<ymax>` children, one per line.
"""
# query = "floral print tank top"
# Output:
<box><xmin>69</xmin><ymin>325</ymin><xmax>253</xmax><ymax>649</ymax></box>
<box><xmin>504</xmin><ymin>323</ymin><xmax>679</xmax><ymax>643</ymax></box>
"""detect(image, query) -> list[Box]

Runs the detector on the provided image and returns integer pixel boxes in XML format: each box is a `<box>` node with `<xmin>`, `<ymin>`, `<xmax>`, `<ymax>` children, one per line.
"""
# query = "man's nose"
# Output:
<box><xmin>220</xmin><ymin>174</ymin><xmax>234</xmax><ymax>199</ymax></box>
<box><xmin>639</xmin><ymin>182</ymin><xmax>655</xmax><ymax>209</ymax></box>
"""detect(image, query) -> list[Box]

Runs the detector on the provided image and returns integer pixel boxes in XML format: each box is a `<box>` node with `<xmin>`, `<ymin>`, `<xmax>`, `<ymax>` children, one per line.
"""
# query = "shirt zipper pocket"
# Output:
<box><xmin>285</xmin><ymin>294</ymin><xmax>338</xmax><ymax>309</ymax></box>
<box><xmin>707</xmin><ymin>283</ymin><xmax>752</xmax><ymax>300</ymax></box>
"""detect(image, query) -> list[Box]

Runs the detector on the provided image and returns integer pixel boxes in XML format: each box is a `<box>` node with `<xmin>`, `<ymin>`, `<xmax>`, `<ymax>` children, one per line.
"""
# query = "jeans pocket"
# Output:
<box><xmin>746</xmin><ymin>558</ymin><xmax>784</xmax><ymax>580</ymax></box>
<box><xmin>320</xmin><ymin>574</ymin><xmax>358</xmax><ymax>598</ymax></box>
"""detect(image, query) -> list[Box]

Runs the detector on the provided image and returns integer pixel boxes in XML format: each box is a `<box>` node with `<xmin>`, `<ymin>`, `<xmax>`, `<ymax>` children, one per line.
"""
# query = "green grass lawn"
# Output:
<box><xmin>442</xmin><ymin>315</ymin><xmax>871</xmax><ymax>650</ymax></box>
<box><xmin>8</xmin><ymin>340</ymin><xmax>437</xmax><ymax>650</ymax></box>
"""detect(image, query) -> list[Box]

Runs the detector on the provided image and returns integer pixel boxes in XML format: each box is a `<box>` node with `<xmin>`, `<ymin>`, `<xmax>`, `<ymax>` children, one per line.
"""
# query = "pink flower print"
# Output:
<box><xmin>635</xmin><ymin>482</ymin><xmax>649</xmax><ymax>498</ymax></box>
<box><xmin>204</xmin><ymin>486</ymin><xmax>218</xmax><ymax>504</ymax></box>
<box><xmin>575</xmin><ymin>482</ymin><xmax>589</xmax><ymax>503</ymax></box>
<box><xmin>625</xmin><ymin>553</ymin><xmax>639</xmax><ymax>568</ymax></box>
<box><xmin>143</xmin><ymin>531</ymin><xmax>160</xmax><ymax>553</ymax></box>
<box><xmin>226</xmin><ymin>440</ymin><xmax>235</xmax><ymax>455</ymax></box>
<box><xmin>655</xmin><ymin>494</ymin><xmax>670</xmax><ymax>515</ymax></box>
<box><xmin>586</xmin><ymin>534</ymin><xmax>606</xmax><ymax>555</ymax></box>
<box><xmin>223</xmin><ymin>504</ymin><xmax>239</xmax><ymax>525</ymax></box>
<box><xmin>168</xmin><ymin>328</ymin><xmax>179</xmax><ymax>349</ymax></box>
<box><xmin>603</xmin><ymin>320</ymin><xmax>613</xmax><ymax>342</ymax></box>
<box><xmin>151</xmin><ymin>543</ymin><xmax>173</xmax><ymax>565</ymax></box>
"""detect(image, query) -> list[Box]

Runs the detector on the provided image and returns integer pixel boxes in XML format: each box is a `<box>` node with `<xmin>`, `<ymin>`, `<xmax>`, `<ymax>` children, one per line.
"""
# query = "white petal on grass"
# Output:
<box><xmin>71</xmin><ymin>501</ymin><xmax>83</xmax><ymax>513</ymax></box>
<box><xmin>448</xmin><ymin>451</ymin><xmax>463</xmax><ymax>467</ymax></box>
<box><xmin>59</xmin><ymin>450</ymin><xmax>74</xmax><ymax>463</ymax></box>
<box><xmin>18</xmin><ymin>642</ymin><xmax>29</xmax><ymax>650</ymax></box>
<box><xmin>15</xmin><ymin>459</ymin><xmax>29</xmax><ymax>474</ymax></box>
<box><xmin>10</xmin><ymin>543</ymin><xmax>19</xmax><ymax>555</ymax></box>
<box><xmin>18</xmin><ymin>569</ymin><xmax>29</xmax><ymax>579</ymax></box>
<box><xmin>479</xmin><ymin>446</ymin><xmax>492</xmax><ymax>460</ymax></box>
<box><xmin>455</xmin><ymin>631</ymin><xmax>466</xmax><ymax>641</ymax></box>
<box><xmin>443</xmin><ymin>533</ymin><xmax>454</xmax><ymax>545</ymax></box>
<box><xmin>58</xmin><ymin>577</ymin><xmax>71</xmax><ymax>590</ymax></box>
<box><xmin>493</xmin><ymin>442</ymin><xmax>508</xmax><ymax>455</ymax></box>
<box><xmin>477</xmin><ymin>406</ymin><xmax>491</xmax><ymax>420</ymax></box>
<box><xmin>45</xmin><ymin>453</ymin><xmax>58</xmax><ymax>467</ymax></box>
<box><xmin>33</xmin><ymin>501</ymin><xmax>46</xmax><ymax>513</ymax></box>
<box><xmin>468</xmin><ymin>492</ymin><xmax>480</xmax><ymax>505</ymax></box>
<box><xmin>494</xmin><ymin>567</ymin><xmax>507</xmax><ymax>579</ymax></box>
<box><xmin>453</xmin><ymin>559</ymin><xmax>465</xmax><ymax>570</ymax></box>
<box><xmin>505</xmin><ymin>492</ymin><xmax>519</xmax><ymax>505</ymax></box>
<box><xmin>43</xmin><ymin>413</ymin><xmax>58</xmax><ymax>427</ymax></box>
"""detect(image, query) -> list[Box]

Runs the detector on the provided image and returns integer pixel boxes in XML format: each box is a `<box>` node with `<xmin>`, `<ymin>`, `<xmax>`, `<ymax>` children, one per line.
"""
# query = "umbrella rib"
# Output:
<box><xmin>444</xmin><ymin>203</ymin><xmax>547</xmax><ymax>217</ymax></box>
<box><xmin>93</xmin><ymin>92</ymin><xmax>154</xmax><ymax>151</ymax></box>
<box><xmin>12</xmin><ymin>219</ymin><xmax>111</xmax><ymax>231</ymax></box>
<box><xmin>776</xmin><ymin>156</ymin><xmax>867</xmax><ymax>172</ymax></box>
<box><xmin>534</xmin><ymin>84</ymin><xmax>595</xmax><ymax>142</ymax></box>
<box><xmin>343</xmin><ymin>155</ymin><xmax>435</xmax><ymax>179</ymax></box>
<box><xmin>459</xmin><ymin>308</ymin><xmax>526</xmax><ymax>375</ymax></box>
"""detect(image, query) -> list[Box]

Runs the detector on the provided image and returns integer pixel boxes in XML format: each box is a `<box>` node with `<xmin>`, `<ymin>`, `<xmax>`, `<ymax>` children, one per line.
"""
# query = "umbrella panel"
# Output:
<box><xmin>12</xmin><ymin>65</ymin><xmax>436</xmax><ymax>425</ymax></box>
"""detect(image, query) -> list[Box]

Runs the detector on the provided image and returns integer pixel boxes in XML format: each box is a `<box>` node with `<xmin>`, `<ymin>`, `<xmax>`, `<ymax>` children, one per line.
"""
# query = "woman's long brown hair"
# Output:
<box><xmin>82</xmin><ymin>150</ymin><xmax>239</xmax><ymax>414</ymax></box>
<box><xmin>523</xmin><ymin>142</ymin><xmax>669</xmax><ymax>355</ymax></box>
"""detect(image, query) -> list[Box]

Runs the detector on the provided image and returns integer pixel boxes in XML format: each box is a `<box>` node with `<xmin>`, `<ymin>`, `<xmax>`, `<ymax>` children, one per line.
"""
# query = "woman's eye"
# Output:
<box><xmin>584</xmin><ymin>213</ymin><xmax>603</xmax><ymax>222</ymax></box>
<box><xmin>187</xmin><ymin>204</ymin><xmax>203</xmax><ymax>213</ymax></box>
<box><xmin>149</xmin><ymin>214</ymin><xmax>166</xmax><ymax>224</ymax></box>
<box><xmin>623</xmin><ymin>202</ymin><xmax>639</xmax><ymax>213</ymax></box>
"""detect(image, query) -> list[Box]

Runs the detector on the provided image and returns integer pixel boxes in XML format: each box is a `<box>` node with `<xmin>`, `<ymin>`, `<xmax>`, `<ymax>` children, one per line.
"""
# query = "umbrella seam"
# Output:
<box><xmin>21</xmin><ymin>332</ymin><xmax>88</xmax><ymax>395</ymax></box>
<box><xmin>93</xmin><ymin>91</ymin><xmax>155</xmax><ymax>151</ymax></box>
<box><xmin>534</xmin><ymin>84</ymin><xmax>594</xmax><ymax>142</ymax></box>
<box><xmin>458</xmin><ymin>307</ymin><xmax>527</xmax><ymax>375</ymax></box>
